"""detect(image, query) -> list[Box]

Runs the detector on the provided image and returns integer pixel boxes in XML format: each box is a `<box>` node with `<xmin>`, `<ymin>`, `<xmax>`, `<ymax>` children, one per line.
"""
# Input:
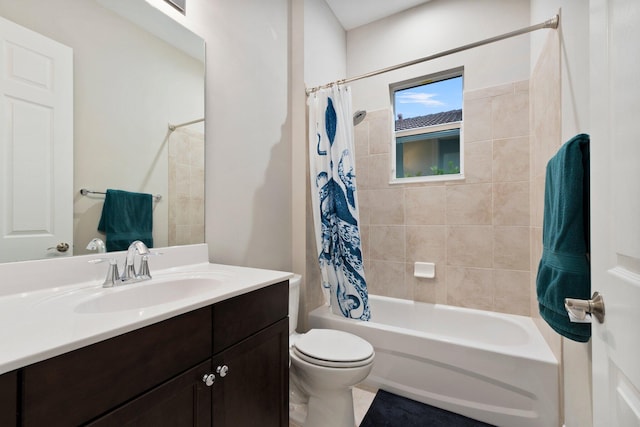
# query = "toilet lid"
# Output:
<box><xmin>292</xmin><ymin>329</ymin><xmax>374</xmax><ymax>368</ymax></box>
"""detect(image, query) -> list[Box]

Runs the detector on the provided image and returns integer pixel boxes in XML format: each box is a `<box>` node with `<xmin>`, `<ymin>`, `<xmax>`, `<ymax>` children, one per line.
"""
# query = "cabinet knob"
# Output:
<box><xmin>216</xmin><ymin>365</ymin><xmax>229</xmax><ymax>377</ymax></box>
<box><xmin>202</xmin><ymin>373</ymin><xmax>215</xmax><ymax>386</ymax></box>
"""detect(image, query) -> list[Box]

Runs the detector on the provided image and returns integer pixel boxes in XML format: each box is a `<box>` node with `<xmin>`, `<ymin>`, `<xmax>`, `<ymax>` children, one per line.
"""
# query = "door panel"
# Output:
<box><xmin>590</xmin><ymin>0</ymin><xmax>640</xmax><ymax>425</ymax></box>
<box><xmin>0</xmin><ymin>15</ymin><xmax>73</xmax><ymax>261</ymax></box>
<box><xmin>213</xmin><ymin>319</ymin><xmax>289</xmax><ymax>427</ymax></box>
<box><xmin>87</xmin><ymin>360</ymin><xmax>213</xmax><ymax>427</ymax></box>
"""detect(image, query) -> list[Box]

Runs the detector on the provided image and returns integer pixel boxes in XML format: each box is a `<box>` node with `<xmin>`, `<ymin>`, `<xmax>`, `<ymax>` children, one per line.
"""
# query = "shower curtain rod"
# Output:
<box><xmin>305</xmin><ymin>14</ymin><xmax>559</xmax><ymax>95</ymax></box>
<box><xmin>168</xmin><ymin>118</ymin><xmax>204</xmax><ymax>132</ymax></box>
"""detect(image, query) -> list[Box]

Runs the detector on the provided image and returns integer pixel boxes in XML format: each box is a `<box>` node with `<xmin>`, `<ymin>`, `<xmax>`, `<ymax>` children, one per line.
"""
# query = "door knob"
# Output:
<box><xmin>47</xmin><ymin>242</ymin><xmax>70</xmax><ymax>252</ymax></box>
<box><xmin>565</xmin><ymin>292</ymin><xmax>605</xmax><ymax>323</ymax></box>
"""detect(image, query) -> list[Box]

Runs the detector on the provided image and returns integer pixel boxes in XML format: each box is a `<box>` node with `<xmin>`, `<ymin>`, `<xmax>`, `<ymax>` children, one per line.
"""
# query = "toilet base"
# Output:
<box><xmin>305</xmin><ymin>387</ymin><xmax>356</xmax><ymax>427</ymax></box>
<box><xmin>289</xmin><ymin>388</ymin><xmax>356</xmax><ymax>427</ymax></box>
<box><xmin>289</xmin><ymin>401</ymin><xmax>307</xmax><ymax>426</ymax></box>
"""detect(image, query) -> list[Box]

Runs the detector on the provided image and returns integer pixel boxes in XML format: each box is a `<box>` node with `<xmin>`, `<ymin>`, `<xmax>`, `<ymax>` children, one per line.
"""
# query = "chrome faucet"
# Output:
<box><xmin>96</xmin><ymin>241</ymin><xmax>155</xmax><ymax>287</ymax></box>
<box><xmin>121</xmin><ymin>240</ymin><xmax>151</xmax><ymax>282</ymax></box>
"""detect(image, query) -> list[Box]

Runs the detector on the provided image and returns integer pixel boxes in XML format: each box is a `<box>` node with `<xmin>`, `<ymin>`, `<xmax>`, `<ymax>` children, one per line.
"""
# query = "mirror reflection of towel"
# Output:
<box><xmin>536</xmin><ymin>134</ymin><xmax>590</xmax><ymax>342</ymax></box>
<box><xmin>97</xmin><ymin>189</ymin><xmax>153</xmax><ymax>252</ymax></box>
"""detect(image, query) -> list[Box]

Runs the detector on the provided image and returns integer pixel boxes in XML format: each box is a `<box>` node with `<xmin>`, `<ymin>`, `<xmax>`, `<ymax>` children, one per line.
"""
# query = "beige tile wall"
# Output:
<box><xmin>353</xmin><ymin>81</ymin><xmax>532</xmax><ymax>315</ymax></box>
<box><xmin>168</xmin><ymin>128</ymin><xmax>205</xmax><ymax>246</ymax></box>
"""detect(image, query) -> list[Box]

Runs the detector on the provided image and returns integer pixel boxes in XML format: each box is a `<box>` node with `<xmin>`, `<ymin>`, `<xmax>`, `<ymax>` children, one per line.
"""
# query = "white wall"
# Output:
<box><xmin>530</xmin><ymin>2</ymin><xmax>591</xmax><ymax>427</ymax></box>
<box><xmin>155</xmin><ymin>0</ymin><xmax>293</xmax><ymax>271</ymax></box>
<box><xmin>346</xmin><ymin>0</ymin><xmax>530</xmax><ymax>112</ymax></box>
<box><xmin>304</xmin><ymin>0</ymin><xmax>346</xmax><ymax>88</ymax></box>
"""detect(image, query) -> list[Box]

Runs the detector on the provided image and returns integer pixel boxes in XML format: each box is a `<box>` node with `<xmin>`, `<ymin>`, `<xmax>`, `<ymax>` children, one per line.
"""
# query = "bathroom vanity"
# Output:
<box><xmin>0</xmin><ymin>244</ymin><xmax>291</xmax><ymax>426</ymax></box>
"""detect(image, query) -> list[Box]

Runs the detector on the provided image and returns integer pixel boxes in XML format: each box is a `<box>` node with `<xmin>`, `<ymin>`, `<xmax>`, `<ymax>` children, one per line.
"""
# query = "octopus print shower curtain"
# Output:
<box><xmin>308</xmin><ymin>85</ymin><xmax>370</xmax><ymax>321</ymax></box>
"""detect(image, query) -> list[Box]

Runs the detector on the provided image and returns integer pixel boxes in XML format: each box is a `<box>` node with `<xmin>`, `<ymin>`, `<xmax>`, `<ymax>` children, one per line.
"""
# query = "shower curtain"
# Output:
<box><xmin>308</xmin><ymin>85</ymin><xmax>370</xmax><ymax>321</ymax></box>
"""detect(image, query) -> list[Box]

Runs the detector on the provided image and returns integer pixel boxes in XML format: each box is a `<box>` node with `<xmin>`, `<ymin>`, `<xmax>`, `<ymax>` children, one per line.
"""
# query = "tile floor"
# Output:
<box><xmin>289</xmin><ymin>384</ymin><xmax>378</xmax><ymax>427</ymax></box>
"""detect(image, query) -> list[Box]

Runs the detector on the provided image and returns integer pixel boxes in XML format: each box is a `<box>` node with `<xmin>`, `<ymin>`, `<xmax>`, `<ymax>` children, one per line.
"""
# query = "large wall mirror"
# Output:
<box><xmin>0</xmin><ymin>0</ymin><xmax>205</xmax><ymax>262</ymax></box>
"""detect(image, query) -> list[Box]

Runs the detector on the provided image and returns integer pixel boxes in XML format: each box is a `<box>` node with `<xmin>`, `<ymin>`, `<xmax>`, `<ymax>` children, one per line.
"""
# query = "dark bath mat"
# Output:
<box><xmin>359</xmin><ymin>389</ymin><xmax>495</xmax><ymax>427</ymax></box>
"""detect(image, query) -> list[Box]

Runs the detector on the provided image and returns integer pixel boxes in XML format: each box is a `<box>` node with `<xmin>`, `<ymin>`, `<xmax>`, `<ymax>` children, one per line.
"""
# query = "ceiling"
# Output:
<box><xmin>324</xmin><ymin>0</ymin><xmax>432</xmax><ymax>31</ymax></box>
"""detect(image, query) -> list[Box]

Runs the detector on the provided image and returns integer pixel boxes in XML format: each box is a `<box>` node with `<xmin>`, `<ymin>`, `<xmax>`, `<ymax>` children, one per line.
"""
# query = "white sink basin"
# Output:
<box><xmin>74</xmin><ymin>277</ymin><xmax>221</xmax><ymax>314</ymax></box>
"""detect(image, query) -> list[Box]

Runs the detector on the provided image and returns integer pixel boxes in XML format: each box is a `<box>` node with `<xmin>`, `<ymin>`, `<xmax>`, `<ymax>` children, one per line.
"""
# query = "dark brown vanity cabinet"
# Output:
<box><xmin>0</xmin><ymin>370</ymin><xmax>17</xmax><ymax>427</ymax></box>
<box><xmin>18</xmin><ymin>280</ymin><xmax>288</xmax><ymax>427</ymax></box>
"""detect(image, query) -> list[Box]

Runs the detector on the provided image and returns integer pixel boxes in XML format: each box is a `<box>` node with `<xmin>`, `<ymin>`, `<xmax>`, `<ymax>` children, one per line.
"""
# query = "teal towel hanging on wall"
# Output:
<box><xmin>536</xmin><ymin>134</ymin><xmax>591</xmax><ymax>342</ymax></box>
<box><xmin>97</xmin><ymin>189</ymin><xmax>153</xmax><ymax>252</ymax></box>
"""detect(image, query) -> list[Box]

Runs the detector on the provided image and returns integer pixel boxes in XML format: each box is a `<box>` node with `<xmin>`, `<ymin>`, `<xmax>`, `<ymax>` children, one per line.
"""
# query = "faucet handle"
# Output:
<box><xmin>88</xmin><ymin>257</ymin><xmax>122</xmax><ymax>288</ymax></box>
<box><xmin>138</xmin><ymin>255</ymin><xmax>152</xmax><ymax>280</ymax></box>
<box><xmin>103</xmin><ymin>258</ymin><xmax>120</xmax><ymax>288</ymax></box>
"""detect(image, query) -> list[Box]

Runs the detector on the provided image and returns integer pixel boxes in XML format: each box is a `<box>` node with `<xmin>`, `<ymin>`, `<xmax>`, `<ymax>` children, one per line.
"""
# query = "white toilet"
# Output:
<box><xmin>288</xmin><ymin>275</ymin><xmax>374</xmax><ymax>427</ymax></box>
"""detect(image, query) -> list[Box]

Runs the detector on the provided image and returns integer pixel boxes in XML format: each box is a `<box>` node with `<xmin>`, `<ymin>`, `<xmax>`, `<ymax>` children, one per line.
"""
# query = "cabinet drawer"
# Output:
<box><xmin>213</xmin><ymin>281</ymin><xmax>288</xmax><ymax>353</ymax></box>
<box><xmin>0</xmin><ymin>370</ymin><xmax>17</xmax><ymax>427</ymax></box>
<box><xmin>22</xmin><ymin>306</ymin><xmax>212</xmax><ymax>427</ymax></box>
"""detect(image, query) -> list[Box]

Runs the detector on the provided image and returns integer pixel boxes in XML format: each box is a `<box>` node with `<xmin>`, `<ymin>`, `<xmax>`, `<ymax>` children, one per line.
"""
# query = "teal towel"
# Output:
<box><xmin>536</xmin><ymin>134</ymin><xmax>590</xmax><ymax>342</ymax></box>
<box><xmin>97</xmin><ymin>189</ymin><xmax>153</xmax><ymax>252</ymax></box>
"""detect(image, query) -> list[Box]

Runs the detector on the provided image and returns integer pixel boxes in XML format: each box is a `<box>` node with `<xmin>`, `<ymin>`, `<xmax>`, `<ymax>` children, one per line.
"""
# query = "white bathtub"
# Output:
<box><xmin>308</xmin><ymin>295</ymin><xmax>559</xmax><ymax>427</ymax></box>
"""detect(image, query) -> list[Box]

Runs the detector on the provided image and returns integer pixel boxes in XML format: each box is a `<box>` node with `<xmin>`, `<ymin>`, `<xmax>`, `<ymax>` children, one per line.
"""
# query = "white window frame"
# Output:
<box><xmin>389</xmin><ymin>68</ymin><xmax>465</xmax><ymax>184</ymax></box>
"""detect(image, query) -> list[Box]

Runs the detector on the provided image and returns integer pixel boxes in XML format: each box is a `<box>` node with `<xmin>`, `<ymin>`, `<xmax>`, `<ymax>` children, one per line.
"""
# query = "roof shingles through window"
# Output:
<box><xmin>395</xmin><ymin>109</ymin><xmax>462</xmax><ymax>131</ymax></box>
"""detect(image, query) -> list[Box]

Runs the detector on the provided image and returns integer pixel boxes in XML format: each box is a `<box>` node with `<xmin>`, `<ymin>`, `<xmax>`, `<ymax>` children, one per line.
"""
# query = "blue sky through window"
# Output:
<box><xmin>394</xmin><ymin>76</ymin><xmax>463</xmax><ymax>119</ymax></box>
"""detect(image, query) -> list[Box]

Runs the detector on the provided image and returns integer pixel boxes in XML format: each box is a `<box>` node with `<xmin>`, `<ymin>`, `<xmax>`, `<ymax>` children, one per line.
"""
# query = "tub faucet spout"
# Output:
<box><xmin>86</xmin><ymin>238</ymin><xmax>106</xmax><ymax>253</ymax></box>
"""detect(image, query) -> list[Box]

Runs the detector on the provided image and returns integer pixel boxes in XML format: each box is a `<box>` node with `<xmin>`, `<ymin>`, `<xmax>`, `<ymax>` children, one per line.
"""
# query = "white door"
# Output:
<box><xmin>0</xmin><ymin>16</ymin><xmax>73</xmax><ymax>262</ymax></box>
<box><xmin>590</xmin><ymin>0</ymin><xmax>640</xmax><ymax>425</ymax></box>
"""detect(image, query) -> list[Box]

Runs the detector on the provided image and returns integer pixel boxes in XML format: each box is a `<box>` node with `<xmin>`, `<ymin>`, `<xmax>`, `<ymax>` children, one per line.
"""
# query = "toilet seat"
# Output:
<box><xmin>292</xmin><ymin>329</ymin><xmax>374</xmax><ymax>368</ymax></box>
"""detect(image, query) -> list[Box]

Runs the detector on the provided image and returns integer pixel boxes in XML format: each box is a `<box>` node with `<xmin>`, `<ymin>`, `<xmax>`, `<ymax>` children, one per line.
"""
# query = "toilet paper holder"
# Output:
<box><xmin>564</xmin><ymin>292</ymin><xmax>605</xmax><ymax>323</ymax></box>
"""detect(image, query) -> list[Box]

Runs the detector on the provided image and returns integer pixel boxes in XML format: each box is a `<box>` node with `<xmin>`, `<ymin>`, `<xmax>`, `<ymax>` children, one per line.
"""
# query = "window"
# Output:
<box><xmin>391</xmin><ymin>69</ymin><xmax>463</xmax><ymax>182</ymax></box>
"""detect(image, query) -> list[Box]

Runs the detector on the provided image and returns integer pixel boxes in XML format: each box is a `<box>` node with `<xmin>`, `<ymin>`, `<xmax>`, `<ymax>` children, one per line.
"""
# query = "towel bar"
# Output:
<box><xmin>80</xmin><ymin>188</ymin><xmax>161</xmax><ymax>202</ymax></box>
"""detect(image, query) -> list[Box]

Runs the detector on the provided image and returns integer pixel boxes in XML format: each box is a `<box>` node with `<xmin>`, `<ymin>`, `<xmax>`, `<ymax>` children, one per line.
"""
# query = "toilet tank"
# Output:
<box><xmin>289</xmin><ymin>274</ymin><xmax>301</xmax><ymax>334</ymax></box>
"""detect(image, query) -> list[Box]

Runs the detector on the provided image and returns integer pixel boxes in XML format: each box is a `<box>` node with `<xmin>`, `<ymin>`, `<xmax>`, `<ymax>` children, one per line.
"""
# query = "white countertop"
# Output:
<box><xmin>0</xmin><ymin>244</ymin><xmax>293</xmax><ymax>375</ymax></box>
